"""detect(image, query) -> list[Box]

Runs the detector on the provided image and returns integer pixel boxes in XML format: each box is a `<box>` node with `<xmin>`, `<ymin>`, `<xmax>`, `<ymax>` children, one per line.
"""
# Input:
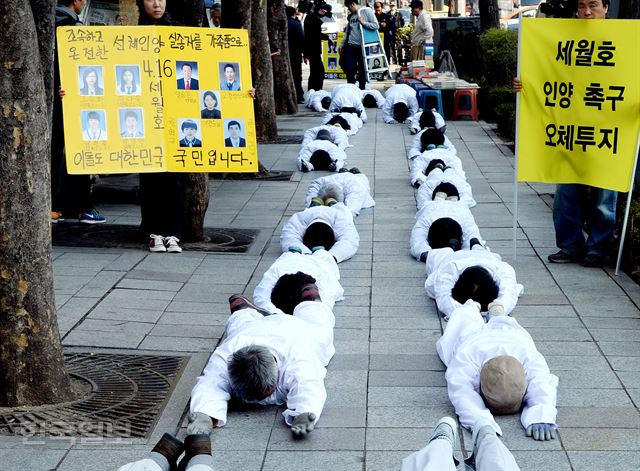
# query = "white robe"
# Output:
<box><xmin>252</xmin><ymin>250</ymin><xmax>344</xmax><ymax>315</ymax></box>
<box><xmin>321</xmin><ymin>112</ymin><xmax>363</xmax><ymax>136</ymax></box>
<box><xmin>298</xmin><ymin>140</ymin><xmax>346</xmax><ymax>172</ymax></box>
<box><xmin>416</xmin><ymin>167</ymin><xmax>476</xmax><ymax>209</ymax></box>
<box><xmin>407</xmin><ymin>109</ymin><xmax>446</xmax><ymax>134</ymax></box>
<box><xmin>408</xmin><ymin>128</ymin><xmax>457</xmax><ymax>159</ymax></box>
<box><xmin>425</xmin><ymin>247</ymin><xmax>524</xmax><ymax>319</ymax></box>
<box><xmin>329</xmin><ymin>83</ymin><xmax>368</xmax><ymax>122</ymax></box>
<box><xmin>280</xmin><ymin>204</ymin><xmax>360</xmax><ymax>263</ymax></box>
<box><xmin>437</xmin><ymin>300</ymin><xmax>558</xmax><ymax>435</ymax></box>
<box><xmin>190</xmin><ymin>303</ymin><xmax>334</xmax><ymax>427</ymax></box>
<box><xmin>409</xmin><ymin>200</ymin><xmax>484</xmax><ymax>261</ymax></box>
<box><xmin>305</xmin><ymin>173</ymin><xmax>375</xmax><ymax>216</ymax></box>
<box><xmin>301</xmin><ymin>125</ymin><xmax>350</xmax><ymax>150</ymax></box>
<box><xmin>382</xmin><ymin>84</ymin><xmax>419</xmax><ymax>124</ymax></box>
<box><xmin>361</xmin><ymin>88</ymin><xmax>385</xmax><ymax>108</ymax></box>
<box><xmin>305</xmin><ymin>89</ymin><xmax>331</xmax><ymax>112</ymax></box>
<box><xmin>410</xmin><ymin>148</ymin><xmax>464</xmax><ymax>187</ymax></box>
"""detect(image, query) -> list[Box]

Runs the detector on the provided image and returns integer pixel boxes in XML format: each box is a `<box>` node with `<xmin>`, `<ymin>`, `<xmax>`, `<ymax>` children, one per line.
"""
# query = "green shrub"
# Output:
<box><xmin>478</xmin><ymin>28</ymin><xmax>518</xmax><ymax>87</ymax></box>
<box><xmin>495</xmin><ymin>102</ymin><xmax>516</xmax><ymax>141</ymax></box>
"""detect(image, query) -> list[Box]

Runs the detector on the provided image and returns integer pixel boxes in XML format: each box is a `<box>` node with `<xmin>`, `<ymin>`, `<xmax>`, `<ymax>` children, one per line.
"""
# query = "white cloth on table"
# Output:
<box><xmin>280</xmin><ymin>204</ymin><xmax>359</xmax><ymax>263</ymax></box>
<box><xmin>305</xmin><ymin>172</ymin><xmax>375</xmax><ymax>216</ymax></box>
<box><xmin>437</xmin><ymin>300</ymin><xmax>558</xmax><ymax>436</ymax></box>
<box><xmin>408</xmin><ymin>128</ymin><xmax>457</xmax><ymax>159</ymax></box>
<box><xmin>409</xmin><ymin>200</ymin><xmax>484</xmax><ymax>261</ymax></box>
<box><xmin>321</xmin><ymin>112</ymin><xmax>363</xmax><ymax>136</ymax></box>
<box><xmin>410</xmin><ymin>148</ymin><xmax>464</xmax><ymax>187</ymax></box>
<box><xmin>298</xmin><ymin>140</ymin><xmax>346</xmax><ymax>172</ymax></box>
<box><xmin>382</xmin><ymin>84</ymin><xmax>419</xmax><ymax>124</ymax></box>
<box><xmin>361</xmin><ymin>88</ymin><xmax>385</xmax><ymax>108</ymax></box>
<box><xmin>190</xmin><ymin>302</ymin><xmax>335</xmax><ymax>427</ymax></box>
<box><xmin>425</xmin><ymin>247</ymin><xmax>523</xmax><ymax>319</ymax></box>
<box><xmin>416</xmin><ymin>166</ymin><xmax>476</xmax><ymax>209</ymax></box>
<box><xmin>301</xmin><ymin>125</ymin><xmax>350</xmax><ymax>150</ymax></box>
<box><xmin>407</xmin><ymin>109</ymin><xmax>446</xmax><ymax>134</ymax></box>
<box><xmin>328</xmin><ymin>83</ymin><xmax>368</xmax><ymax>122</ymax></box>
<box><xmin>305</xmin><ymin>89</ymin><xmax>331</xmax><ymax>112</ymax></box>
<box><xmin>252</xmin><ymin>250</ymin><xmax>344</xmax><ymax>315</ymax></box>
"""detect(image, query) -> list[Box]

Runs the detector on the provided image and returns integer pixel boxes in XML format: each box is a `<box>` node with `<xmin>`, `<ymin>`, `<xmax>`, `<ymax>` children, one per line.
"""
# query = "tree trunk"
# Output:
<box><xmin>618</xmin><ymin>0</ymin><xmax>640</xmax><ymax>19</ymax></box>
<box><xmin>268</xmin><ymin>0</ymin><xmax>298</xmax><ymax>115</ymax></box>
<box><xmin>479</xmin><ymin>0</ymin><xmax>500</xmax><ymax>31</ymax></box>
<box><xmin>0</xmin><ymin>0</ymin><xmax>73</xmax><ymax>407</ymax></box>
<box><xmin>168</xmin><ymin>0</ymin><xmax>208</xmax><ymax>27</ymax></box>
<box><xmin>176</xmin><ymin>0</ymin><xmax>210</xmax><ymax>241</ymax></box>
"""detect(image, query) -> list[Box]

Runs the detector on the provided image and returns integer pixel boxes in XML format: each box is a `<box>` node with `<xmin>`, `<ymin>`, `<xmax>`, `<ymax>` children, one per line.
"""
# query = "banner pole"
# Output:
<box><xmin>512</xmin><ymin>14</ymin><xmax>524</xmax><ymax>261</ymax></box>
<box><xmin>615</xmin><ymin>133</ymin><xmax>640</xmax><ymax>275</ymax></box>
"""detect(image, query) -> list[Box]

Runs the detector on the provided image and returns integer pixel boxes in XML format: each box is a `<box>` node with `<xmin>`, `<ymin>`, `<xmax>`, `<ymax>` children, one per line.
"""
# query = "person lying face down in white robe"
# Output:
<box><xmin>410</xmin><ymin>199</ymin><xmax>485</xmax><ymax>262</ymax></box>
<box><xmin>189</xmin><ymin>286</ymin><xmax>334</xmax><ymax>438</ymax></box>
<box><xmin>410</xmin><ymin>148</ymin><xmax>464</xmax><ymax>188</ymax></box>
<box><xmin>416</xmin><ymin>166</ymin><xmax>476</xmax><ymax>209</ymax></box>
<box><xmin>280</xmin><ymin>204</ymin><xmax>360</xmax><ymax>263</ymax></box>
<box><xmin>407</xmin><ymin>108</ymin><xmax>446</xmax><ymax>135</ymax></box>
<box><xmin>408</xmin><ymin>127</ymin><xmax>457</xmax><ymax>160</ymax></box>
<box><xmin>298</xmin><ymin>139</ymin><xmax>347</xmax><ymax>173</ymax></box>
<box><xmin>381</xmin><ymin>83</ymin><xmax>420</xmax><ymax>124</ymax></box>
<box><xmin>305</xmin><ymin>89</ymin><xmax>332</xmax><ymax>112</ymax></box>
<box><xmin>305</xmin><ymin>171</ymin><xmax>375</xmax><ymax>217</ymax></box>
<box><xmin>361</xmin><ymin>88</ymin><xmax>385</xmax><ymax>108</ymax></box>
<box><xmin>425</xmin><ymin>246</ymin><xmax>523</xmax><ymax>320</ymax></box>
<box><xmin>253</xmin><ymin>249</ymin><xmax>344</xmax><ymax>315</ymax></box>
<box><xmin>328</xmin><ymin>83</ymin><xmax>368</xmax><ymax>122</ymax></box>
<box><xmin>321</xmin><ymin>112</ymin><xmax>363</xmax><ymax>136</ymax></box>
<box><xmin>436</xmin><ymin>299</ymin><xmax>558</xmax><ymax>440</ymax></box>
<box><xmin>302</xmin><ymin>124</ymin><xmax>350</xmax><ymax>150</ymax></box>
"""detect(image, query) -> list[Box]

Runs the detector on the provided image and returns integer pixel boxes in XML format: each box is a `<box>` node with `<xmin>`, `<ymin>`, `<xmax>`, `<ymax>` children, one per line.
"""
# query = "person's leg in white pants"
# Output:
<box><xmin>401</xmin><ymin>438</ymin><xmax>457</xmax><ymax>471</ymax></box>
<box><xmin>473</xmin><ymin>425</ymin><xmax>520</xmax><ymax>471</ymax></box>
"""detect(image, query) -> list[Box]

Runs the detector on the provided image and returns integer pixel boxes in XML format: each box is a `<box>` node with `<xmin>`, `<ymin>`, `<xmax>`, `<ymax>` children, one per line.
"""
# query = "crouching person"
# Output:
<box><xmin>408</xmin><ymin>126</ymin><xmax>456</xmax><ymax>160</ymax></box>
<box><xmin>407</xmin><ymin>107</ymin><xmax>446</xmax><ymax>135</ymax></box>
<box><xmin>410</xmin><ymin>148</ymin><xmax>464</xmax><ymax>188</ymax></box>
<box><xmin>425</xmin><ymin>246</ymin><xmax>523</xmax><ymax>319</ymax></box>
<box><xmin>305</xmin><ymin>89</ymin><xmax>332</xmax><ymax>112</ymax></box>
<box><xmin>188</xmin><ymin>287</ymin><xmax>335</xmax><ymax>439</ymax></box>
<box><xmin>280</xmin><ymin>204</ymin><xmax>360</xmax><ymax>262</ymax></box>
<box><xmin>437</xmin><ymin>299</ymin><xmax>558</xmax><ymax>443</ymax></box>
<box><xmin>416</xmin><ymin>167</ymin><xmax>475</xmax><ymax>209</ymax></box>
<box><xmin>328</xmin><ymin>83</ymin><xmax>368</xmax><ymax>122</ymax></box>
<box><xmin>382</xmin><ymin>83</ymin><xmax>419</xmax><ymax>124</ymax></box>
<box><xmin>298</xmin><ymin>136</ymin><xmax>347</xmax><ymax>173</ymax></box>
<box><xmin>321</xmin><ymin>112</ymin><xmax>363</xmax><ymax>136</ymax></box>
<box><xmin>361</xmin><ymin>88</ymin><xmax>385</xmax><ymax>108</ymax></box>
<box><xmin>305</xmin><ymin>171</ymin><xmax>375</xmax><ymax>217</ymax></box>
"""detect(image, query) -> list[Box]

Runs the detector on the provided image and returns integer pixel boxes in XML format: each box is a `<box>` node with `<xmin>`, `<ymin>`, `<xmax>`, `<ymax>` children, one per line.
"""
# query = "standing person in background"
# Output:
<box><xmin>409</xmin><ymin>0</ymin><xmax>433</xmax><ymax>61</ymax></box>
<box><xmin>388</xmin><ymin>2</ymin><xmax>404</xmax><ymax>64</ymax></box>
<box><xmin>339</xmin><ymin>0</ymin><xmax>379</xmax><ymax>90</ymax></box>
<box><xmin>210</xmin><ymin>2</ymin><xmax>221</xmax><ymax>28</ymax></box>
<box><xmin>137</xmin><ymin>0</ymin><xmax>183</xmax><ymax>253</ymax></box>
<box><xmin>304</xmin><ymin>2</ymin><xmax>330</xmax><ymax>92</ymax></box>
<box><xmin>373</xmin><ymin>2</ymin><xmax>395</xmax><ymax>70</ymax></box>
<box><xmin>287</xmin><ymin>6</ymin><xmax>305</xmax><ymax>104</ymax></box>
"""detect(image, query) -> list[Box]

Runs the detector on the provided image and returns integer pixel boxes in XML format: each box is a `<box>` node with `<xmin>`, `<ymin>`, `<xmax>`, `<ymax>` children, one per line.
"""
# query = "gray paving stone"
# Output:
<box><xmin>561</xmin><ymin>428</ymin><xmax>640</xmax><ymax>451</ymax></box>
<box><xmin>567</xmin><ymin>451</ymin><xmax>640</xmax><ymax>471</ymax></box>
<box><xmin>75</xmin><ymin>270</ymin><xmax>126</xmax><ymax>297</ymax></box>
<box><xmin>87</xmin><ymin>306</ymin><xmax>164</xmax><ymax>323</ymax></box>
<box><xmin>0</xmin><ymin>448</ymin><xmax>67</xmax><ymax>470</ymax></box>
<box><xmin>597</xmin><ymin>341</ymin><xmax>640</xmax><ymax>356</ymax></box>
<box><xmin>557</xmin><ymin>388</ymin><xmax>633</xmax><ymax>407</ymax></box>
<box><xmin>370</xmin><ymin>354</ymin><xmax>445</xmax><ymax>371</ymax></box>
<box><xmin>327</xmin><ymin>354</ymin><xmax>369</xmax><ymax>371</ymax></box>
<box><xmin>63</xmin><ymin>319</ymin><xmax>153</xmax><ymax>348</ymax></box>
<box><xmin>553</xmin><ymin>369</ymin><xmax>623</xmax><ymax>389</ymax></box>
<box><xmin>367</xmin><ymin>405</ymin><xmax>456</xmax><ymax>428</ymax></box>
<box><xmin>262</xmin><ymin>451</ymin><xmax>364</xmax><ymax>471</ymax></box>
<box><xmin>510</xmin><ymin>451</ymin><xmax>572</xmax><ymax>471</ymax></box>
<box><xmin>57</xmin><ymin>446</ymin><xmax>152</xmax><ymax>471</ymax></box>
<box><xmin>535</xmin><ymin>341</ymin><xmax>601</xmax><ymax>356</ymax></box>
<box><xmin>116</xmin><ymin>278</ymin><xmax>183</xmax><ymax>291</ymax></box>
<box><xmin>365</xmin><ymin>428</ymin><xmax>444</xmax><ymax>452</ymax></box>
<box><xmin>268</xmin><ymin>426</ymin><xmax>365</xmax><ymax>450</ymax></box>
<box><xmin>368</xmin><ymin>370</ymin><xmax>446</xmax><ymax>387</ymax></box>
<box><xmin>618</xmin><ymin>371</ymin><xmax>640</xmax><ymax>389</ymax></box>
<box><xmin>368</xmin><ymin>386</ymin><xmax>450</xmax><ymax>407</ymax></box>
<box><xmin>557</xmin><ymin>407</ymin><xmax>640</xmax><ymax>428</ymax></box>
<box><xmin>208</xmin><ymin>425</ymin><xmax>271</xmax><ymax>451</ymax></box>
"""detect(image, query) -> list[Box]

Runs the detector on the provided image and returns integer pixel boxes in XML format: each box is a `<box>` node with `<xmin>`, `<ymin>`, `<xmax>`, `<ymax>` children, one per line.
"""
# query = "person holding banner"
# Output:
<box><xmin>513</xmin><ymin>0</ymin><xmax>616</xmax><ymax>268</ymax></box>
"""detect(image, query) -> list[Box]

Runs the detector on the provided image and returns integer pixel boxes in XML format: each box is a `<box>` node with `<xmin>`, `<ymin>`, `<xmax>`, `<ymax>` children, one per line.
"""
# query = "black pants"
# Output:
<box><xmin>139</xmin><ymin>173</ymin><xmax>183</xmax><ymax>239</ymax></box>
<box><xmin>342</xmin><ymin>44</ymin><xmax>367</xmax><ymax>90</ymax></box>
<box><xmin>307</xmin><ymin>54</ymin><xmax>324</xmax><ymax>92</ymax></box>
<box><xmin>290</xmin><ymin>56</ymin><xmax>304</xmax><ymax>101</ymax></box>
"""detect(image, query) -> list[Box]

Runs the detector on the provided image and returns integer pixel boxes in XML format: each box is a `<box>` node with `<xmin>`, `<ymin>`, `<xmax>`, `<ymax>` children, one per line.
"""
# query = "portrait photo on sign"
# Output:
<box><xmin>368</xmin><ymin>57</ymin><xmax>382</xmax><ymax>69</ymax></box>
<box><xmin>200</xmin><ymin>90</ymin><xmax>222</xmax><ymax>119</ymax></box>
<box><xmin>219</xmin><ymin>62</ymin><xmax>242</xmax><ymax>91</ymax></box>
<box><xmin>119</xmin><ymin>108</ymin><xmax>145</xmax><ymax>139</ymax></box>
<box><xmin>327</xmin><ymin>57</ymin><xmax>338</xmax><ymax>71</ymax></box>
<box><xmin>176</xmin><ymin>61</ymin><xmax>199</xmax><ymax>90</ymax></box>
<box><xmin>81</xmin><ymin>109</ymin><xmax>108</xmax><ymax>141</ymax></box>
<box><xmin>115</xmin><ymin>65</ymin><xmax>142</xmax><ymax>96</ymax></box>
<box><xmin>178</xmin><ymin>118</ymin><xmax>202</xmax><ymax>147</ymax></box>
<box><xmin>78</xmin><ymin>66</ymin><xmax>105</xmax><ymax>96</ymax></box>
<box><xmin>224</xmin><ymin>119</ymin><xmax>246</xmax><ymax>148</ymax></box>
<box><xmin>366</xmin><ymin>45</ymin><xmax>379</xmax><ymax>55</ymax></box>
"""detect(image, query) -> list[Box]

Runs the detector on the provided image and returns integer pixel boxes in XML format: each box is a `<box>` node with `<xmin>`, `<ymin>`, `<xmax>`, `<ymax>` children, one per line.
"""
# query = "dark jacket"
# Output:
<box><xmin>303</xmin><ymin>13</ymin><xmax>324</xmax><ymax>58</ymax></box>
<box><xmin>288</xmin><ymin>16</ymin><xmax>304</xmax><ymax>61</ymax></box>
<box><xmin>375</xmin><ymin>11</ymin><xmax>395</xmax><ymax>41</ymax></box>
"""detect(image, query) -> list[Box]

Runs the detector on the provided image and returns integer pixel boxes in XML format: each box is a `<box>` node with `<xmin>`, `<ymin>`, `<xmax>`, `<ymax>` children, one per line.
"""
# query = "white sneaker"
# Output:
<box><xmin>149</xmin><ymin>234</ymin><xmax>166</xmax><ymax>253</ymax></box>
<box><xmin>164</xmin><ymin>236</ymin><xmax>182</xmax><ymax>253</ymax></box>
<box><xmin>430</xmin><ymin>416</ymin><xmax>458</xmax><ymax>446</ymax></box>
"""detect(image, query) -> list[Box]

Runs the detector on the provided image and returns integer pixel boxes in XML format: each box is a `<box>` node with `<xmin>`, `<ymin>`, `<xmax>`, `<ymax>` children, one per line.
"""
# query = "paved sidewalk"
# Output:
<box><xmin>2</xmin><ymin>81</ymin><xmax>639</xmax><ymax>471</ymax></box>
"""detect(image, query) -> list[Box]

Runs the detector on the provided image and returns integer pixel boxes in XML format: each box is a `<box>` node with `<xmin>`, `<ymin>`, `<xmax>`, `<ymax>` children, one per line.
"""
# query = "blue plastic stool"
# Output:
<box><xmin>417</xmin><ymin>89</ymin><xmax>444</xmax><ymax>117</ymax></box>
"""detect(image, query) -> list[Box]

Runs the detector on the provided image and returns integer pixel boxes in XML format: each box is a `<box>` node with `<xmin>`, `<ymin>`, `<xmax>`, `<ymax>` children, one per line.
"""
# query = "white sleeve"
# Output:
<box><xmin>436</xmin><ymin>300</ymin><xmax>484</xmax><ymax>367</ymax></box>
<box><xmin>189</xmin><ymin>351</ymin><xmax>232</xmax><ymax>426</ymax></box>
<box><xmin>301</xmin><ymin>128</ymin><xmax>317</xmax><ymax>146</ymax></box>
<box><xmin>280</xmin><ymin>214</ymin><xmax>313</xmax><ymax>255</ymax></box>
<box><xmin>305</xmin><ymin>177</ymin><xmax>326</xmax><ymax>207</ymax></box>
<box><xmin>281</xmin><ymin>357</ymin><xmax>327</xmax><ymax>425</ymax></box>
<box><xmin>408</xmin><ymin>111</ymin><xmax>422</xmax><ymax>134</ymax></box>
<box><xmin>328</xmin><ymin>146</ymin><xmax>347</xmax><ymax>171</ymax></box>
<box><xmin>329</xmin><ymin>207</ymin><xmax>360</xmax><ymax>262</ymax></box>
<box><xmin>331</xmin><ymin>128</ymin><xmax>351</xmax><ymax>150</ymax></box>
<box><xmin>410</xmin><ymin>157</ymin><xmax>428</xmax><ymax>186</ymax></box>
<box><xmin>298</xmin><ymin>144</ymin><xmax>315</xmax><ymax>171</ymax></box>
<box><xmin>382</xmin><ymin>98</ymin><xmax>395</xmax><ymax>123</ymax></box>
<box><xmin>311</xmin><ymin>97</ymin><xmax>324</xmax><ymax>112</ymax></box>
<box><xmin>252</xmin><ymin>267</ymin><xmax>283</xmax><ymax>315</ymax></box>
<box><xmin>520</xmin><ymin>351</ymin><xmax>559</xmax><ymax>430</ymax></box>
<box><xmin>426</xmin><ymin>257</ymin><xmax>463</xmax><ymax>319</ymax></box>
<box><xmin>343</xmin><ymin>179</ymin><xmax>369</xmax><ymax>216</ymax></box>
<box><xmin>409</xmin><ymin>217</ymin><xmax>432</xmax><ymax>261</ymax></box>
<box><xmin>444</xmin><ymin>135</ymin><xmax>457</xmax><ymax>154</ymax></box>
<box><xmin>408</xmin><ymin>133</ymin><xmax>423</xmax><ymax>159</ymax></box>
<box><xmin>433</xmin><ymin>109</ymin><xmax>446</xmax><ymax>129</ymax></box>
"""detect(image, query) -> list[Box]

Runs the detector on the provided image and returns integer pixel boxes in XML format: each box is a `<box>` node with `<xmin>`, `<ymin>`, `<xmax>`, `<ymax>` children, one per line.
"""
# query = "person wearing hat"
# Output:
<box><xmin>409</xmin><ymin>0</ymin><xmax>433</xmax><ymax>61</ymax></box>
<box><xmin>436</xmin><ymin>299</ymin><xmax>559</xmax><ymax>443</ymax></box>
<box><xmin>280</xmin><ymin>204</ymin><xmax>360</xmax><ymax>263</ymax></box>
<box><xmin>304</xmin><ymin>2</ymin><xmax>331</xmax><ymax>92</ymax></box>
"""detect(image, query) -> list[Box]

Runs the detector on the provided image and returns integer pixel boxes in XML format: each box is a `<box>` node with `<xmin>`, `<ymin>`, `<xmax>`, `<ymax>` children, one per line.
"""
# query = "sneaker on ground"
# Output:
<box><xmin>547</xmin><ymin>250</ymin><xmax>582</xmax><ymax>264</ymax></box>
<box><xmin>51</xmin><ymin>211</ymin><xmax>65</xmax><ymax>224</ymax></box>
<box><xmin>430</xmin><ymin>416</ymin><xmax>458</xmax><ymax>446</ymax></box>
<box><xmin>164</xmin><ymin>236</ymin><xmax>182</xmax><ymax>253</ymax></box>
<box><xmin>582</xmin><ymin>253</ymin><xmax>606</xmax><ymax>268</ymax></box>
<box><xmin>79</xmin><ymin>209</ymin><xmax>106</xmax><ymax>224</ymax></box>
<box><xmin>149</xmin><ymin>234</ymin><xmax>166</xmax><ymax>253</ymax></box>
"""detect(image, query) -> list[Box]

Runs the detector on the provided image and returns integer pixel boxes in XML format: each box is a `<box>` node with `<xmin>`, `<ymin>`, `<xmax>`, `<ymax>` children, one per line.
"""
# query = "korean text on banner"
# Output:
<box><xmin>517</xmin><ymin>18</ymin><xmax>640</xmax><ymax>192</ymax></box>
<box><xmin>57</xmin><ymin>26</ymin><xmax>258</xmax><ymax>174</ymax></box>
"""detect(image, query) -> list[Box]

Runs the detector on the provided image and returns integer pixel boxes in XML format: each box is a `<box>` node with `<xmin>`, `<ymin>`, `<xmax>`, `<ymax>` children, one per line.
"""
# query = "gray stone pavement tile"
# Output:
<box><xmin>314</xmin><ymin>405</ymin><xmax>366</xmax><ymax>428</ymax></box>
<box><xmin>546</xmin><ymin>355</ymin><xmax>611</xmax><ymax>371</ymax></box>
<box><xmin>209</xmin><ymin>425</ymin><xmax>271</xmax><ymax>451</ymax></box>
<box><xmin>567</xmin><ymin>451</ymin><xmax>640</xmax><ymax>471</ymax></box>
<box><xmin>327</xmin><ymin>354</ymin><xmax>369</xmax><ymax>371</ymax></box>
<box><xmin>268</xmin><ymin>426</ymin><xmax>365</xmax><ymax>450</ymax></box>
<box><xmin>557</xmin><ymin>407</ymin><xmax>640</xmax><ymax>428</ymax></box>
<box><xmin>510</xmin><ymin>451</ymin><xmax>572</xmax><ymax>471</ymax></box>
<box><xmin>262</xmin><ymin>451</ymin><xmax>364</xmax><ymax>471</ymax></box>
<box><xmin>618</xmin><ymin>371</ymin><xmax>640</xmax><ymax>389</ymax></box>
<box><xmin>628</xmin><ymin>389</ymin><xmax>640</xmax><ymax>405</ymax></box>
<box><xmin>370</xmin><ymin>353</ymin><xmax>445</xmax><ymax>371</ymax></box>
<box><xmin>370</xmin><ymin>328</ymin><xmax>440</xmax><ymax>343</ymax></box>
<box><xmin>75</xmin><ymin>270</ymin><xmax>126</xmax><ymax>298</ymax></box>
<box><xmin>173</xmin><ymin>283</ymin><xmax>246</xmax><ymax>303</ymax></box>
<box><xmin>335</xmin><ymin>315</ymin><xmax>369</xmax><ymax>329</ymax></box>
<box><xmin>53</xmin><ymin>265</ymin><xmax>102</xmax><ymax>277</ymax></box>
<box><xmin>0</xmin><ymin>448</ymin><xmax>67</xmax><ymax>470</ymax></box>
<box><xmin>164</xmin><ymin>300</ymin><xmax>231</xmax><ymax>315</ymax></box>
<box><xmin>371</xmin><ymin>316</ymin><xmax>441</xmax><ymax>331</ymax></box>
<box><xmin>590</xmin><ymin>328</ymin><xmax>640</xmax><ymax>342</ymax></box>
<box><xmin>534</xmin><ymin>341</ymin><xmax>602</xmax><ymax>356</ymax></box>
<box><xmin>368</xmin><ymin>386</ymin><xmax>450</xmax><ymax>407</ymax></box>
<box><xmin>138</xmin><ymin>334</ymin><xmax>217</xmax><ymax>352</ymax></box>
<box><xmin>554</xmin><ymin>369</ymin><xmax>623</xmax><ymax>389</ymax></box>
<box><xmin>367</xmin><ymin>405</ymin><xmax>457</xmax><ymax>428</ymax></box>
<box><xmin>561</xmin><ymin>428</ymin><xmax>640</xmax><ymax>450</ymax></box>
<box><xmin>125</xmin><ymin>269</ymin><xmax>190</xmax><ymax>282</ymax></box>
<box><xmin>333</xmin><ymin>339</ymin><xmax>369</xmax><ymax>354</ymax></box>
<box><xmin>98</xmin><ymin>287</ymin><xmax>174</xmax><ymax>309</ymax></box>
<box><xmin>135</xmin><ymin>253</ymin><xmax>205</xmax><ymax>274</ymax></box>
<box><xmin>87</xmin><ymin>305</ymin><xmax>164</xmax><ymax>323</ymax></box>
<box><xmin>149</xmin><ymin>323</ymin><xmax>224</xmax><ymax>339</ymax></box>
<box><xmin>334</xmin><ymin>328</ymin><xmax>368</xmax><ymax>341</ymax></box>
<box><xmin>63</xmin><ymin>319</ymin><xmax>153</xmax><ymax>348</ymax></box>
<box><xmin>516</xmin><ymin>316</ymin><xmax>583</xmax><ymax>329</ymax></box>
<box><xmin>54</xmin><ymin>275</ymin><xmax>93</xmax><ymax>295</ymax></box>
<box><xmin>557</xmin><ymin>388</ymin><xmax>633</xmax><ymax>407</ymax></box>
<box><xmin>583</xmin><ymin>316</ymin><xmax>640</xmax><ymax>330</ymax></box>
<box><xmin>597</xmin><ymin>341</ymin><xmax>640</xmax><ymax>356</ymax></box>
<box><xmin>572</xmin><ymin>296</ymin><xmax>640</xmax><ymax>318</ymax></box>
<box><xmin>609</xmin><ymin>356</ymin><xmax>640</xmax><ymax>371</ymax></box>
<box><xmin>366</xmin><ymin>428</ymin><xmax>438</xmax><ymax>452</ymax></box>
<box><xmin>371</xmin><ymin>304</ymin><xmax>440</xmax><ymax>318</ymax></box>
<box><xmin>53</xmin><ymin>251</ymin><xmax>121</xmax><ymax>269</ymax></box>
<box><xmin>369</xmin><ymin>370</ymin><xmax>446</xmax><ymax>387</ymax></box>
<box><xmin>518</xmin><ymin>293</ymin><xmax>571</xmax><ymax>305</ymax></box>
<box><xmin>57</xmin><ymin>447</ymin><xmax>154</xmax><ymax>470</ymax></box>
<box><xmin>365</xmin><ymin>451</ymin><xmax>417</xmax><ymax>471</ymax></box>
<box><xmin>525</xmin><ymin>327</ymin><xmax>592</xmax><ymax>341</ymax></box>
<box><xmin>370</xmin><ymin>340</ymin><xmax>436</xmax><ymax>355</ymax></box>
<box><xmin>104</xmin><ymin>251</ymin><xmax>146</xmax><ymax>271</ymax></box>
<box><xmin>116</xmin><ymin>277</ymin><xmax>183</xmax><ymax>291</ymax></box>
<box><xmin>339</xmin><ymin>294</ymin><xmax>373</xmax><ymax>308</ymax></box>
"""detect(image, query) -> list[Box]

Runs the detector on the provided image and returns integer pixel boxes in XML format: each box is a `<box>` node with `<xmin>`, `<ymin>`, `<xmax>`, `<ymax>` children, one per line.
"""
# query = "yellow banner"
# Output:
<box><xmin>517</xmin><ymin>18</ymin><xmax>640</xmax><ymax>192</ymax></box>
<box><xmin>323</xmin><ymin>32</ymin><xmax>385</xmax><ymax>80</ymax></box>
<box><xmin>57</xmin><ymin>26</ymin><xmax>258</xmax><ymax>174</ymax></box>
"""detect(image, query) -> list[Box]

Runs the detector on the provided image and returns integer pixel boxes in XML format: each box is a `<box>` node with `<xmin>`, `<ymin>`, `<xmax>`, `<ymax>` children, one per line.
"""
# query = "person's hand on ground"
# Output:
<box><xmin>186</xmin><ymin>412</ymin><xmax>217</xmax><ymax>436</ymax></box>
<box><xmin>291</xmin><ymin>412</ymin><xmax>316</xmax><ymax>437</ymax></box>
<box><xmin>526</xmin><ymin>423</ymin><xmax>557</xmax><ymax>441</ymax></box>
<box><xmin>488</xmin><ymin>301</ymin><xmax>505</xmax><ymax>317</ymax></box>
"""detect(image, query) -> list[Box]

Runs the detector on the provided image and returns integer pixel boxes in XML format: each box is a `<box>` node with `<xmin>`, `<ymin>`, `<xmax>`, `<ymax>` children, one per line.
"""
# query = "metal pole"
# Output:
<box><xmin>615</xmin><ymin>133</ymin><xmax>640</xmax><ymax>275</ymax></box>
<box><xmin>512</xmin><ymin>14</ymin><xmax>524</xmax><ymax>261</ymax></box>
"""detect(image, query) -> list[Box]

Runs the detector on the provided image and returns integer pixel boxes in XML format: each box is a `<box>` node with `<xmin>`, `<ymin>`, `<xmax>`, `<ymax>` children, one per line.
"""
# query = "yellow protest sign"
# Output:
<box><xmin>57</xmin><ymin>26</ymin><xmax>258</xmax><ymax>174</ymax></box>
<box><xmin>517</xmin><ymin>18</ymin><xmax>640</xmax><ymax>192</ymax></box>
<box><xmin>323</xmin><ymin>33</ymin><xmax>385</xmax><ymax>80</ymax></box>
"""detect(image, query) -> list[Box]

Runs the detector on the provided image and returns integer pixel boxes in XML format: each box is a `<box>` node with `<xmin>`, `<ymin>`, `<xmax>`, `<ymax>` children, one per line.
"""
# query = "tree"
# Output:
<box><xmin>268</xmin><ymin>0</ymin><xmax>298</xmax><ymax>115</ymax></box>
<box><xmin>479</xmin><ymin>0</ymin><xmax>500</xmax><ymax>31</ymax></box>
<box><xmin>0</xmin><ymin>0</ymin><xmax>74</xmax><ymax>407</ymax></box>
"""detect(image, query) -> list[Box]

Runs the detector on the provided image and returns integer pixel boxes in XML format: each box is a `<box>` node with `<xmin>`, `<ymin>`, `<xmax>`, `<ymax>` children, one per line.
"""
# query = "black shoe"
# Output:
<box><xmin>349</xmin><ymin>167</ymin><xmax>361</xmax><ymax>174</ymax></box>
<box><xmin>582</xmin><ymin>254</ymin><xmax>607</xmax><ymax>268</ymax></box>
<box><xmin>548</xmin><ymin>250</ymin><xmax>583</xmax><ymax>264</ymax></box>
<box><xmin>177</xmin><ymin>434</ymin><xmax>212</xmax><ymax>471</ymax></box>
<box><xmin>469</xmin><ymin>238</ymin><xmax>481</xmax><ymax>250</ymax></box>
<box><xmin>447</xmin><ymin>238</ymin><xmax>461</xmax><ymax>251</ymax></box>
<box><xmin>151</xmin><ymin>433</ymin><xmax>184</xmax><ymax>471</ymax></box>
